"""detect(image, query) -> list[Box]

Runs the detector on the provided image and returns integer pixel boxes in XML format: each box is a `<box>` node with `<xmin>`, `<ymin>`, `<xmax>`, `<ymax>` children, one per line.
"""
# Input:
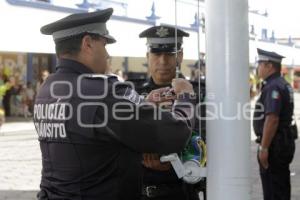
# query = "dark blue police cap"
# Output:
<box><xmin>139</xmin><ymin>25</ymin><xmax>189</xmax><ymax>53</ymax></box>
<box><xmin>41</xmin><ymin>8</ymin><xmax>116</xmax><ymax>44</ymax></box>
<box><xmin>257</xmin><ymin>48</ymin><xmax>285</xmax><ymax>64</ymax></box>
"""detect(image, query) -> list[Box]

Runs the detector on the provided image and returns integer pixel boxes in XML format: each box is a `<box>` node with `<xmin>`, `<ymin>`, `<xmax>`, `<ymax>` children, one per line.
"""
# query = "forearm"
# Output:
<box><xmin>261</xmin><ymin>114</ymin><xmax>279</xmax><ymax>149</ymax></box>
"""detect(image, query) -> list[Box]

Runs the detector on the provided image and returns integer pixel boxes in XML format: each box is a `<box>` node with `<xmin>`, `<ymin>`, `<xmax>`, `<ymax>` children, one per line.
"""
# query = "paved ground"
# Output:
<box><xmin>0</xmin><ymin>93</ymin><xmax>299</xmax><ymax>200</ymax></box>
<box><xmin>0</xmin><ymin>122</ymin><xmax>40</xmax><ymax>200</ymax></box>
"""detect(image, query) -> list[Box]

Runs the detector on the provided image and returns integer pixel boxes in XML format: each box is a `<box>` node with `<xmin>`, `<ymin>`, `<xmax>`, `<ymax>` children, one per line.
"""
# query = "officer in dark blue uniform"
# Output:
<box><xmin>34</xmin><ymin>9</ymin><xmax>196</xmax><ymax>200</ymax></box>
<box><xmin>253</xmin><ymin>48</ymin><xmax>296</xmax><ymax>200</ymax></box>
<box><xmin>137</xmin><ymin>26</ymin><xmax>200</xmax><ymax>200</ymax></box>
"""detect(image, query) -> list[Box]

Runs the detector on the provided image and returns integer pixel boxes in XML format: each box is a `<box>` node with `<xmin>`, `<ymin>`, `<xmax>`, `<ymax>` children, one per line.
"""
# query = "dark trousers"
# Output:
<box><xmin>259</xmin><ymin>162</ymin><xmax>291</xmax><ymax>200</ymax></box>
<box><xmin>258</xmin><ymin>138</ymin><xmax>295</xmax><ymax>200</ymax></box>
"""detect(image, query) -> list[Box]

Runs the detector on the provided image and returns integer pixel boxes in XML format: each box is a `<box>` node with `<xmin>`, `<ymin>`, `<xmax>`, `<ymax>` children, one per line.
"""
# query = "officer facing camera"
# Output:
<box><xmin>138</xmin><ymin>25</ymin><xmax>200</xmax><ymax>200</ymax></box>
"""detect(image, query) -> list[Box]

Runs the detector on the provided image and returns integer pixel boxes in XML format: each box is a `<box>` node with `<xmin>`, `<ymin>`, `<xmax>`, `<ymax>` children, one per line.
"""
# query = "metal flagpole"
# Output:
<box><xmin>206</xmin><ymin>0</ymin><xmax>251</xmax><ymax>199</ymax></box>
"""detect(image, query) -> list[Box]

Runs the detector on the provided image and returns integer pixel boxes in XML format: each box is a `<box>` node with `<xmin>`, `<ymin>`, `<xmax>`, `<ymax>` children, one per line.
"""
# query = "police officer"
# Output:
<box><xmin>138</xmin><ymin>26</ymin><xmax>200</xmax><ymax>200</ymax></box>
<box><xmin>253</xmin><ymin>48</ymin><xmax>296</xmax><ymax>200</ymax></box>
<box><xmin>34</xmin><ymin>9</ymin><xmax>196</xmax><ymax>200</ymax></box>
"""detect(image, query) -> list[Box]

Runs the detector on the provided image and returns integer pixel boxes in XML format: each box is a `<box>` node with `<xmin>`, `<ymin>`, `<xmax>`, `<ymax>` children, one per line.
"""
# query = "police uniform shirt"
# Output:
<box><xmin>253</xmin><ymin>72</ymin><xmax>294</xmax><ymax>136</ymax></box>
<box><xmin>138</xmin><ymin>77</ymin><xmax>202</xmax><ymax>186</ymax></box>
<box><xmin>139</xmin><ymin>77</ymin><xmax>179</xmax><ymax>183</ymax></box>
<box><xmin>33</xmin><ymin>59</ymin><xmax>195</xmax><ymax>200</ymax></box>
<box><xmin>36</xmin><ymin>11</ymin><xmax>195</xmax><ymax>199</ymax></box>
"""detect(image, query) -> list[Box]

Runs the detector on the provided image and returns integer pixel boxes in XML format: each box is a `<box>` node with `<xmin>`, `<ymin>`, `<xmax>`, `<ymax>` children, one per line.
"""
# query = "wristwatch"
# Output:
<box><xmin>258</xmin><ymin>145</ymin><xmax>268</xmax><ymax>153</ymax></box>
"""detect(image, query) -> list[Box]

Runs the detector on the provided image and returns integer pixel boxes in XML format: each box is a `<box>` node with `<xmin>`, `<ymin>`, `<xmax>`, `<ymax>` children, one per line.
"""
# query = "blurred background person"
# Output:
<box><xmin>36</xmin><ymin>69</ymin><xmax>49</xmax><ymax>92</ymax></box>
<box><xmin>25</xmin><ymin>82</ymin><xmax>35</xmax><ymax>114</ymax></box>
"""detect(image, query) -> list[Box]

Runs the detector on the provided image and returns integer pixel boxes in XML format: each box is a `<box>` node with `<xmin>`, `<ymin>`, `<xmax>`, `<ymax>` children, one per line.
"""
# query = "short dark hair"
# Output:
<box><xmin>269</xmin><ymin>61</ymin><xmax>281</xmax><ymax>72</ymax></box>
<box><xmin>258</xmin><ymin>61</ymin><xmax>282</xmax><ymax>72</ymax></box>
<box><xmin>55</xmin><ymin>33</ymin><xmax>102</xmax><ymax>57</ymax></box>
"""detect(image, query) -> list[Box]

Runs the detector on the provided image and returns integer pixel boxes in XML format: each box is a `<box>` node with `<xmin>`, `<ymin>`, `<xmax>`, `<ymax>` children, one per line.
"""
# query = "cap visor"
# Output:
<box><xmin>102</xmin><ymin>34</ymin><xmax>116</xmax><ymax>44</ymax></box>
<box><xmin>150</xmin><ymin>48</ymin><xmax>180</xmax><ymax>54</ymax></box>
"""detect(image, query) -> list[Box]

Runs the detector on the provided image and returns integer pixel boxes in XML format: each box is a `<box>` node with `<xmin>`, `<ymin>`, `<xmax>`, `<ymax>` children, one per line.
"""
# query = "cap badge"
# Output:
<box><xmin>156</xmin><ymin>27</ymin><xmax>169</xmax><ymax>37</ymax></box>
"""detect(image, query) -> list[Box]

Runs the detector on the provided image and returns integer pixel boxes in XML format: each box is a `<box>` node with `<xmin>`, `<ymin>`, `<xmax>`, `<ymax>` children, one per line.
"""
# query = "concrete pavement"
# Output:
<box><xmin>0</xmin><ymin>122</ymin><xmax>40</xmax><ymax>200</ymax></box>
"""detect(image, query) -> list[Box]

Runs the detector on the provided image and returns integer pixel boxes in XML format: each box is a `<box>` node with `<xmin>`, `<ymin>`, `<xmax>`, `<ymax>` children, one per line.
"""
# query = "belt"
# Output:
<box><xmin>142</xmin><ymin>184</ymin><xmax>182</xmax><ymax>198</ymax></box>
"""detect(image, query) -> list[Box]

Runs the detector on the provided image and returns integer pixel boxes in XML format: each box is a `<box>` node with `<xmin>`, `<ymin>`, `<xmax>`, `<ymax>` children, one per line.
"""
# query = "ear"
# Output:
<box><xmin>81</xmin><ymin>35</ymin><xmax>94</xmax><ymax>53</ymax></box>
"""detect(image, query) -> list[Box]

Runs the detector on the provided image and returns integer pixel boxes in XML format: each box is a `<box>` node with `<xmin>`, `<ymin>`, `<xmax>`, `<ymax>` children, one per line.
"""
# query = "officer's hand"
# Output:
<box><xmin>258</xmin><ymin>151</ymin><xmax>269</xmax><ymax>169</ymax></box>
<box><xmin>171</xmin><ymin>78</ymin><xmax>194</xmax><ymax>95</ymax></box>
<box><xmin>142</xmin><ymin>153</ymin><xmax>171</xmax><ymax>171</ymax></box>
<box><xmin>146</xmin><ymin>87</ymin><xmax>176</xmax><ymax>104</ymax></box>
